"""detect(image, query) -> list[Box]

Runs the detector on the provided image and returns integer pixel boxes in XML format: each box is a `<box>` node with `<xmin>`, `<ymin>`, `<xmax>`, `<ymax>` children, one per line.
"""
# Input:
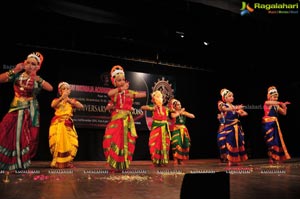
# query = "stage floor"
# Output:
<box><xmin>1</xmin><ymin>158</ymin><xmax>300</xmax><ymax>199</ymax></box>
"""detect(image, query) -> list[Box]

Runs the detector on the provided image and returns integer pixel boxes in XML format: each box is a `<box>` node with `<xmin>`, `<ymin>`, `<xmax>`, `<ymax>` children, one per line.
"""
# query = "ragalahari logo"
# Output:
<box><xmin>240</xmin><ymin>1</ymin><xmax>298</xmax><ymax>15</ymax></box>
<box><xmin>240</xmin><ymin>1</ymin><xmax>254</xmax><ymax>16</ymax></box>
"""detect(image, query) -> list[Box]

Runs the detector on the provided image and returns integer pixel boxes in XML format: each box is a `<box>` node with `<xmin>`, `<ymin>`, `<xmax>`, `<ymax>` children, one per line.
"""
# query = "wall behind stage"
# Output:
<box><xmin>1</xmin><ymin>46</ymin><xmax>299</xmax><ymax>161</ymax></box>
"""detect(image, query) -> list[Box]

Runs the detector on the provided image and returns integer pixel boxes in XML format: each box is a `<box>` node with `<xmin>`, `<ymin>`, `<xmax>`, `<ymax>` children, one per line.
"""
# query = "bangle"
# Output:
<box><xmin>38</xmin><ymin>77</ymin><xmax>44</xmax><ymax>85</ymax></box>
<box><xmin>7</xmin><ymin>69</ymin><xmax>15</xmax><ymax>77</ymax></box>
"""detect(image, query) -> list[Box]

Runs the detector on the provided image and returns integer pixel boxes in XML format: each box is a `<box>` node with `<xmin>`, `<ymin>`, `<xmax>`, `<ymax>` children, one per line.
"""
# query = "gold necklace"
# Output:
<box><xmin>119</xmin><ymin>91</ymin><xmax>126</xmax><ymax>108</ymax></box>
<box><xmin>178</xmin><ymin>114</ymin><xmax>184</xmax><ymax>123</ymax></box>
<box><xmin>19</xmin><ymin>72</ymin><xmax>31</xmax><ymax>91</ymax></box>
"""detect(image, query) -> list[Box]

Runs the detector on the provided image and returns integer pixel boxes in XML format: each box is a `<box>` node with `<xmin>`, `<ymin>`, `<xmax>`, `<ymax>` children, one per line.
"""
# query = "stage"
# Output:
<box><xmin>1</xmin><ymin>158</ymin><xmax>300</xmax><ymax>199</ymax></box>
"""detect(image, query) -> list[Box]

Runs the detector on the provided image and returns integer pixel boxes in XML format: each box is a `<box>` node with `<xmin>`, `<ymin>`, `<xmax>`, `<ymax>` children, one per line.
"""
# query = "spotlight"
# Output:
<box><xmin>176</xmin><ymin>31</ymin><xmax>185</xmax><ymax>38</ymax></box>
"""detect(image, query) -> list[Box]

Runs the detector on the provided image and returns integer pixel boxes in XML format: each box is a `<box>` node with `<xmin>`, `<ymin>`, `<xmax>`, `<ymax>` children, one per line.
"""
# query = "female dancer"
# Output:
<box><xmin>169</xmin><ymin>98</ymin><xmax>195</xmax><ymax>165</ymax></box>
<box><xmin>262</xmin><ymin>86</ymin><xmax>291</xmax><ymax>164</ymax></box>
<box><xmin>49</xmin><ymin>82</ymin><xmax>84</xmax><ymax>168</ymax></box>
<box><xmin>0</xmin><ymin>52</ymin><xmax>53</xmax><ymax>177</ymax></box>
<box><xmin>141</xmin><ymin>90</ymin><xmax>171</xmax><ymax>167</ymax></box>
<box><xmin>217</xmin><ymin>88</ymin><xmax>248</xmax><ymax>166</ymax></box>
<box><xmin>103</xmin><ymin>65</ymin><xmax>146</xmax><ymax>170</ymax></box>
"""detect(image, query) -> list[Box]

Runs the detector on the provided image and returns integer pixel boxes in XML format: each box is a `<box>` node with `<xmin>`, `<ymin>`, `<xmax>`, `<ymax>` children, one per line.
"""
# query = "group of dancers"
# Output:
<box><xmin>102</xmin><ymin>65</ymin><xmax>291</xmax><ymax>170</ymax></box>
<box><xmin>103</xmin><ymin>65</ymin><xmax>196</xmax><ymax>170</ymax></box>
<box><xmin>0</xmin><ymin>52</ymin><xmax>84</xmax><ymax>180</ymax></box>
<box><xmin>217</xmin><ymin>87</ymin><xmax>291</xmax><ymax>166</ymax></box>
<box><xmin>0</xmin><ymin>52</ymin><xmax>291</xmax><ymax>178</ymax></box>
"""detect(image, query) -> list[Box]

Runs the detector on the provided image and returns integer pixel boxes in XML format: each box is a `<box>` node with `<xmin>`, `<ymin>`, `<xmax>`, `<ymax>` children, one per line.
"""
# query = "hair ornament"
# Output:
<box><xmin>27</xmin><ymin>52</ymin><xmax>43</xmax><ymax>65</ymax></box>
<box><xmin>58</xmin><ymin>81</ymin><xmax>70</xmax><ymax>90</ymax></box>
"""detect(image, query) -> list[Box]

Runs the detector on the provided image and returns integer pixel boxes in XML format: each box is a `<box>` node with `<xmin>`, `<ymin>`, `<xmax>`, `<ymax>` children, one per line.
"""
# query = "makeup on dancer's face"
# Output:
<box><xmin>271</xmin><ymin>95</ymin><xmax>278</xmax><ymax>100</ymax></box>
<box><xmin>24</xmin><ymin>59</ymin><xmax>39</xmax><ymax>70</ymax></box>
<box><xmin>25</xmin><ymin>61</ymin><xmax>38</xmax><ymax>66</ymax></box>
<box><xmin>116</xmin><ymin>77</ymin><xmax>126</xmax><ymax>82</ymax></box>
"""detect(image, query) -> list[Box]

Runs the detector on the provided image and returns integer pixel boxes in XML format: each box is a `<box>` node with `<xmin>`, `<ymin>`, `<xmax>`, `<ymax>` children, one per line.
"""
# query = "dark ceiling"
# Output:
<box><xmin>3</xmin><ymin>0</ymin><xmax>299</xmax><ymax>72</ymax></box>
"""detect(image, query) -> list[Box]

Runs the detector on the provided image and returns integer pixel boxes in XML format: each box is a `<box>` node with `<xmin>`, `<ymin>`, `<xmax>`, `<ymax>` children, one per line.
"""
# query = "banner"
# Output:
<box><xmin>70</xmin><ymin>71</ymin><xmax>176</xmax><ymax>131</ymax></box>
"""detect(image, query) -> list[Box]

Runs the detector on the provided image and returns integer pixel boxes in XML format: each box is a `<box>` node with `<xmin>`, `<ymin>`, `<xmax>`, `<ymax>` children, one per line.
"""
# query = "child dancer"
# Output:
<box><xmin>169</xmin><ymin>98</ymin><xmax>195</xmax><ymax>165</ymax></box>
<box><xmin>141</xmin><ymin>90</ymin><xmax>171</xmax><ymax>167</ymax></box>
<box><xmin>103</xmin><ymin>65</ymin><xmax>146</xmax><ymax>170</ymax></box>
<box><xmin>262</xmin><ymin>86</ymin><xmax>291</xmax><ymax>164</ymax></box>
<box><xmin>49</xmin><ymin>82</ymin><xmax>84</xmax><ymax>168</ymax></box>
<box><xmin>217</xmin><ymin>88</ymin><xmax>248</xmax><ymax>166</ymax></box>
